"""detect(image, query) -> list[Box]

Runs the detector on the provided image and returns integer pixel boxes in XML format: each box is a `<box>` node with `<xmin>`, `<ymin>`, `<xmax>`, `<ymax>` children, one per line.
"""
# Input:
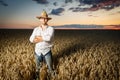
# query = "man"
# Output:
<box><xmin>29</xmin><ymin>10</ymin><xmax>54</xmax><ymax>79</ymax></box>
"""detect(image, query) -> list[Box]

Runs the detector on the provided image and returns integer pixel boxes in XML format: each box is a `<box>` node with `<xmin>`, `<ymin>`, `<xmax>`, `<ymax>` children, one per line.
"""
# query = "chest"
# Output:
<box><xmin>35</xmin><ymin>29</ymin><xmax>48</xmax><ymax>36</ymax></box>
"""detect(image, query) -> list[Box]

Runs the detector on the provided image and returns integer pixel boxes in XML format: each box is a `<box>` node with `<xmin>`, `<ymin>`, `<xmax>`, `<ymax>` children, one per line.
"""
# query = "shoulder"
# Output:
<box><xmin>34</xmin><ymin>26</ymin><xmax>39</xmax><ymax>29</ymax></box>
<box><xmin>48</xmin><ymin>26</ymin><xmax>54</xmax><ymax>30</ymax></box>
<box><xmin>33</xmin><ymin>26</ymin><xmax>39</xmax><ymax>31</ymax></box>
<box><xmin>47</xmin><ymin>26</ymin><xmax>54</xmax><ymax>33</ymax></box>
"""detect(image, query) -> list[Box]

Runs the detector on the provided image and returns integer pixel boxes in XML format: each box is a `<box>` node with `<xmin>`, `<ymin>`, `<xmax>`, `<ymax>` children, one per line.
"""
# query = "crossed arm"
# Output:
<box><xmin>33</xmin><ymin>36</ymin><xmax>43</xmax><ymax>43</ymax></box>
<box><xmin>30</xmin><ymin>27</ymin><xmax>54</xmax><ymax>43</ymax></box>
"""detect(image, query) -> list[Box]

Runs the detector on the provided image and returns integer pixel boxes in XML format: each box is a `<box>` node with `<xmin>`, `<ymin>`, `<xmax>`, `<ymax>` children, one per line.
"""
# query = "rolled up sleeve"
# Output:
<box><xmin>29</xmin><ymin>28</ymin><xmax>36</xmax><ymax>43</ymax></box>
<box><xmin>42</xmin><ymin>27</ymin><xmax>54</xmax><ymax>42</ymax></box>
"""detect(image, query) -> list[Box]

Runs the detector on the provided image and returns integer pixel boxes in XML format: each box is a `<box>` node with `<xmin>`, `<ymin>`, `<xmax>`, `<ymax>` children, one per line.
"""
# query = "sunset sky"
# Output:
<box><xmin>0</xmin><ymin>0</ymin><xmax>120</xmax><ymax>29</ymax></box>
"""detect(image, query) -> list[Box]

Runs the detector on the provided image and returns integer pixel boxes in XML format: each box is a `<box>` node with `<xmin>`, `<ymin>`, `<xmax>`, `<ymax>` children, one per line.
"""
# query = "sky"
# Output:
<box><xmin>0</xmin><ymin>0</ymin><xmax>120</xmax><ymax>29</ymax></box>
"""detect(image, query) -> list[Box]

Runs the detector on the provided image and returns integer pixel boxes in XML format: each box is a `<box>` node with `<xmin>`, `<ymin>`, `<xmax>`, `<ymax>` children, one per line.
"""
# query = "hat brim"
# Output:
<box><xmin>36</xmin><ymin>16</ymin><xmax>52</xmax><ymax>20</ymax></box>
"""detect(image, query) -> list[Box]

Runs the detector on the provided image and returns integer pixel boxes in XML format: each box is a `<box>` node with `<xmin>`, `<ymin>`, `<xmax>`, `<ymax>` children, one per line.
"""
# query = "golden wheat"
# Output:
<box><xmin>0</xmin><ymin>30</ymin><xmax>120</xmax><ymax>80</ymax></box>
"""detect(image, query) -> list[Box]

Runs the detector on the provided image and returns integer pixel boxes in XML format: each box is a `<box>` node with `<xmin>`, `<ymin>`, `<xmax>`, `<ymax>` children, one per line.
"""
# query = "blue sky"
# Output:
<box><xmin>0</xmin><ymin>0</ymin><xmax>120</xmax><ymax>29</ymax></box>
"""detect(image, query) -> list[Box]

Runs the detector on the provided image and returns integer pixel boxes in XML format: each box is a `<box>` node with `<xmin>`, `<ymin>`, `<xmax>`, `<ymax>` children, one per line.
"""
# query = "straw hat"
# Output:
<box><xmin>36</xmin><ymin>10</ymin><xmax>52</xmax><ymax>20</ymax></box>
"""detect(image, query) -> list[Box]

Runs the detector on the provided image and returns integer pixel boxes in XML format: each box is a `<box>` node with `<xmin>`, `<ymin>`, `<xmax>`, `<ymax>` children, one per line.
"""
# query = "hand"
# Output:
<box><xmin>35</xmin><ymin>36</ymin><xmax>41</xmax><ymax>39</ymax></box>
<box><xmin>33</xmin><ymin>36</ymin><xmax>43</xmax><ymax>43</ymax></box>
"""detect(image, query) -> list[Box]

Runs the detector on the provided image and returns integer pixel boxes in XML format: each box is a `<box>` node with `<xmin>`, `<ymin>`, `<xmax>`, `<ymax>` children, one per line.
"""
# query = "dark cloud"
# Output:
<box><xmin>88</xmin><ymin>14</ymin><xmax>98</xmax><ymax>17</ymax></box>
<box><xmin>102</xmin><ymin>5</ymin><xmax>114</xmax><ymax>11</ymax></box>
<box><xmin>0</xmin><ymin>0</ymin><xmax>8</xmax><ymax>7</ymax></box>
<box><xmin>88</xmin><ymin>5</ymin><xmax>99</xmax><ymax>11</ymax></box>
<box><xmin>53</xmin><ymin>2</ymin><xmax>57</xmax><ymax>6</ymax></box>
<box><xmin>69</xmin><ymin>0</ymin><xmax>120</xmax><ymax>12</ymax></box>
<box><xmin>78</xmin><ymin>3</ymin><xmax>86</xmax><ymax>6</ymax></box>
<box><xmin>78</xmin><ymin>0</ymin><xmax>101</xmax><ymax>5</ymax></box>
<box><xmin>69</xmin><ymin>7</ymin><xmax>74</xmax><ymax>10</ymax></box>
<box><xmin>50</xmin><ymin>8</ymin><xmax>65</xmax><ymax>15</ymax></box>
<box><xmin>32</xmin><ymin>0</ymin><xmax>120</xmax><ymax>15</ymax></box>
<box><xmin>32</xmin><ymin>0</ymin><xmax>48</xmax><ymax>4</ymax></box>
<box><xmin>69</xmin><ymin>7</ymin><xmax>88</xmax><ymax>12</ymax></box>
<box><xmin>65</xmin><ymin>0</ymin><xmax>72</xmax><ymax>3</ymax></box>
<box><xmin>96</xmin><ymin>0</ymin><xmax>120</xmax><ymax>11</ymax></box>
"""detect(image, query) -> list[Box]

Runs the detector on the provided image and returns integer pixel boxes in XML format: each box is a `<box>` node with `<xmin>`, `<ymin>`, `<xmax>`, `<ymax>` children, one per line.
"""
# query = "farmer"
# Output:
<box><xmin>29</xmin><ymin>10</ymin><xmax>54</xmax><ymax>79</ymax></box>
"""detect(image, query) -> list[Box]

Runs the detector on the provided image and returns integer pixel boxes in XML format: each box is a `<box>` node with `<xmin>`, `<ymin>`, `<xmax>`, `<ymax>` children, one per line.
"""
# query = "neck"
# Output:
<box><xmin>40</xmin><ymin>24</ymin><xmax>48</xmax><ymax>30</ymax></box>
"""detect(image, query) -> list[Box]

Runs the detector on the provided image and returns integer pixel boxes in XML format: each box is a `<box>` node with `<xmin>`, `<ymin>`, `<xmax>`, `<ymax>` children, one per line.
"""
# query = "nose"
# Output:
<box><xmin>43</xmin><ymin>18</ymin><xmax>46</xmax><ymax>21</ymax></box>
<box><xmin>42</xmin><ymin>18</ymin><xmax>46</xmax><ymax>21</ymax></box>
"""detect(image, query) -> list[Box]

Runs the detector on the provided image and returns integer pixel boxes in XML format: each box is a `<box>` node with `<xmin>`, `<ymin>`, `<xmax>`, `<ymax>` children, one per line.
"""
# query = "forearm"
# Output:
<box><xmin>33</xmin><ymin>36</ymin><xmax>43</xmax><ymax>43</ymax></box>
<box><xmin>33</xmin><ymin>38</ymin><xmax>39</xmax><ymax>43</ymax></box>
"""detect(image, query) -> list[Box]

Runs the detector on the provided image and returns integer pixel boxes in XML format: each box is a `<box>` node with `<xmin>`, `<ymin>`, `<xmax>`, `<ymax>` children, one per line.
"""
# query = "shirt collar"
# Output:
<box><xmin>39</xmin><ymin>25</ymin><xmax>49</xmax><ymax>31</ymax></box>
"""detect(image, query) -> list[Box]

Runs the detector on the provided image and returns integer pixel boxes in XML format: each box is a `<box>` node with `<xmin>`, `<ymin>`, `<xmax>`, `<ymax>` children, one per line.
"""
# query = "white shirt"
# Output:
<box><xmin>29</xmin><ymin>26</ymin><xmax>54</xmax><ymax>56</ymax></box>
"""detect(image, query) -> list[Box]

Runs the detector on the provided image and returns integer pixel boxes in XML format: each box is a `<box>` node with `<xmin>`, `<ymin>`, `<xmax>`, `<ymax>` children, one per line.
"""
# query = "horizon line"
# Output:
<box><xmin>0</xmin><ymin>28</ymin><xmax>120</xmax><ymax>30</ymax></box>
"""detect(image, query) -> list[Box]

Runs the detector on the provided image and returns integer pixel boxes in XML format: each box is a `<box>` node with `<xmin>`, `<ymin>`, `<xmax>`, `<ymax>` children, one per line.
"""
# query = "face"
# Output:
<box><xmin>40</xmin><ymin>17</ymin><xmax>48</xmax><ymax>25</ymax></box>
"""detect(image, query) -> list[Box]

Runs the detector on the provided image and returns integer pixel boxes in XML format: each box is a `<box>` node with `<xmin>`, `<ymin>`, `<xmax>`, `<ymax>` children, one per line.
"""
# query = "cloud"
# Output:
<box><xmin>65</xmin><ymin>0</ymin><xmax>73</xmax><ymax>3</ymax></box>
<box><xmin>50</xmin><ymin>8</ymin><xmax>65</xmax><ymax>15</ymax></box>
<box><xmin>0</xmin><ymin>0</ymin><xmax>8</xmax><ymax>7</ymax></box>
<box><xmin>103</xmin><ymin>25</ymin><xmax>120</xmax><ymax>29</ymax></box>
<box><xmin>53</xmin><ymin>2</ymin><xmax>57</xmax><ymax>6</ymax></box>
<box><xmin>102</xmin><ymin>5</ymin><xmax>114</xmax><ymax>11</ymax></box>
<box><xmin>69</xmin><ymin>7</ymin><xmax>74</xmax><ymax>10</ymax></box>
<box><xmin>109</xmin><ymin>11</ymin><xmax>120</xmax><ymax>15</ymax></box>
<box><xmin>69</xmin><ymin>0</ymin><xmax>120</xmax><ymax>12</ymax></box>
<box><xmin>78</xmin><ymin>0</ymin><xmax>101</xmax><ymax>5</ymax></box>
<box><xmin>117</xmin><ymin>11</ymin><xmax>120</xmax><ymax>13</ymax></box>
<box><xmin>32</xmin><ymin>0</ymin><xmax>48</xmax><ymax>4</ymax></box>
<box><xmin>32</xmin><ymin>0</ymin><xmax>120</xmax><ymax>15</ymax></box>
<box><xmin>69</xmin><ymin>7</ymin><xmax>88</xmax><ymax>12</ymax></box>
<box><xmin>88</xmin><ymin>14</ymin><xmax>98</xmax><ymax>17</ymax></box>
<box><xmin>88</xmin><ymin>0</ymin><xmax>120</xmax><ymax>10</ymax></box>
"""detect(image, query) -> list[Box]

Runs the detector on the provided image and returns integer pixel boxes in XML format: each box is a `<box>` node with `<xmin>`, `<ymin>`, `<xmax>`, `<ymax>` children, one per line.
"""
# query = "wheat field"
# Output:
<box><xmin>0</xmin><ymin>29</ymin><xmax>120</xmax><ymax>80</ymax></box>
